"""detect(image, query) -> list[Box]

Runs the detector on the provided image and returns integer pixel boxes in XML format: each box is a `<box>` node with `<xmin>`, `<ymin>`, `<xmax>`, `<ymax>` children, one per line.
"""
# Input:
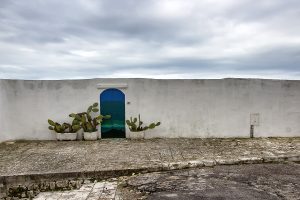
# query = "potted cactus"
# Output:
<box><xmin>68</xmin><ymin>112</ymin><xmax>84</xmax><ymax>140</ymax></box>
<box><xmin>126</xmin><ymin>114</ymin><xmax>161</xmax><ymax>139</ymax></box>
<box><xmin>70</xmin><ymin>103</ymin><xmax>110</xmax><ymax>140</ymax></box>
<box><xmin>48</xmin><ymin>119</ymin><xmax>80</xmax><ymax>141</ymax></box>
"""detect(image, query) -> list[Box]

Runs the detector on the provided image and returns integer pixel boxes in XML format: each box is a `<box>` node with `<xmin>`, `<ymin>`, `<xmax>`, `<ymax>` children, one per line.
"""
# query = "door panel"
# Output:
<box><xmin>100</xmin><ymin>88</ymin><xmax>125</xmax><ymax>138</ymax></box>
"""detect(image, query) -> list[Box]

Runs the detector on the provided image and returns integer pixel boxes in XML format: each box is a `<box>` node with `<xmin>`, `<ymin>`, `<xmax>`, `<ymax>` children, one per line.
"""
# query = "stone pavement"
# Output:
<box><xmin>126</xmin><ymin>162</ymin><xmax>300</xmax><ymax>200</ymax></box>
<box><xmin>33</xmin><ymin>162</ymin><xmax>300</xmax><ymax>200</ymax></box>
<box><xmin>34</xmin><ymin>180</ymin><xmax>120</xmax><ymax>200</ymax></box>
<box><xmin>0</xmin><ymin>138</ymin><xmax>299</xmax><ymax>199</ymax></box>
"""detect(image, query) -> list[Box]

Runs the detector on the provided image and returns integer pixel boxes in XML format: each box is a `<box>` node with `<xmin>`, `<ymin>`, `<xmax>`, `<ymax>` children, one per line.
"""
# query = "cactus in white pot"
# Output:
<box><xmin>48</xmin><ymin>119</ymin><xmax>80</xmax><ymax>141</ymax></box>
<box><xmin>69</xmin><ymin>103</ymin><xmax>110</xmax><ymax>140</ymax></box>
<box><xmin>126</xmin><ymin>114</ymin><xmax>161</xmax><ymax>139</ymax></box>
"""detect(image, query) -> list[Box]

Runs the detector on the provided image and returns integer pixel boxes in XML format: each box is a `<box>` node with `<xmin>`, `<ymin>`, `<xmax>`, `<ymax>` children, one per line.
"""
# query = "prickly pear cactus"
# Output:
<box><xmin>76</xmin><ymin>102</ymin><xmax>111</xmax><ymax>133</ymax></box>
<box><xmin>48</xmin><ymin>102</ymin><xmax>111</xmax><ymax>135</ymax></box>
<box><xmin>48</xmin><ymin>119</ymin><xmax>68</xmax><ymax>133</ymax></box>
<box><xmin>126</xmin><ymin>114</ymin><xmax>161</xmax><ymax>132</ymax></box>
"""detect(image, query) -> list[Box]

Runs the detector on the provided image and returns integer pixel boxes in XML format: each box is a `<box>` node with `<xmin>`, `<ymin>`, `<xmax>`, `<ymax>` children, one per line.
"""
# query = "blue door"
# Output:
<box><xmin>100</xmin><ymin>89</ymin><xmax>125</xmax><ymax>138</ymax></box>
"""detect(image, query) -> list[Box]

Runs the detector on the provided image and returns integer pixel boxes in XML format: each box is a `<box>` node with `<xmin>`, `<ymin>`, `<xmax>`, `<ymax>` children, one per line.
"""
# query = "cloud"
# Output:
<box><xmin>0</xmin><ymin>0</ymin><xmax>299</xmax><ymax>79</ymax></box>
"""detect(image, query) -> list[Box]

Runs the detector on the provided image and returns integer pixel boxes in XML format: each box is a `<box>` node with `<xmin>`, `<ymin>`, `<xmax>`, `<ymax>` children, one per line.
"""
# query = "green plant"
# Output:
<box><xmin>126</xmin><ymin>114</ymin><xmax>161</xmax><ymax>132</ymax></box>
<box><xmin>48</xmin><ymin>119</ymin><xmax>80</xmax><ymax>133</ymax></box>
<box><xmin>48</xmin><ymin>119</ymin><xmax>66</xmax><ymax>133</ymax></box>
<box><xmin>69</xmin><ymin>102</ymin><xmax>111</xmax><ymax>133</ymax></box>
<box><xmin>64</xmin><ymin>121</ymin><xmax>81</xmax><ymax>133</ymax></box>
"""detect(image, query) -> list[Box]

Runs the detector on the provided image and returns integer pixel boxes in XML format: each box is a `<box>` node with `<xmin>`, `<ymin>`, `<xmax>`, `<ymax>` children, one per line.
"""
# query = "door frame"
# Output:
<box><xmin>97</xmin><ymin>83</ymin><xmax>128</xmax><ymax>138</ymax></box>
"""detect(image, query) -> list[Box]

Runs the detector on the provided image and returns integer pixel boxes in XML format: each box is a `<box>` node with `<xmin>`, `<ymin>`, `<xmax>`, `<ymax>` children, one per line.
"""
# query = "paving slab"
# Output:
<box><xmin>0</xmin><ymin>138</ymin><xmax>299</xmax><ymax>198</ymax></box>
<box><xmin>34</xmin><ymin>180</ymin><xmax>119</xmax><ymax>200</ymax></box>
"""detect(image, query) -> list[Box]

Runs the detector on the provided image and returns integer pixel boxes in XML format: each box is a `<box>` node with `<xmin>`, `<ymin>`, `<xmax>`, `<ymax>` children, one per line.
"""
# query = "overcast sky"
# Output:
<box><xmin>0</xmin><ymin>0</ymin><xmax>300</xmax><ymax>80</ymax></box>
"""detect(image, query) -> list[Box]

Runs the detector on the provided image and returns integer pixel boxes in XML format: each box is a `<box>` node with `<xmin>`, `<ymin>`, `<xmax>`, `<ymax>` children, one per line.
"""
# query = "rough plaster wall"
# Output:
<box><xmin>0</xmin><ymin>79</ymin><xmax>101</xmax><ymax>141</ymax></box>
<box><xmin>0</xmin><ymin>78</ymin><xmax>299</xmax><ymax>142</ymax></box>
<box><xmin>0</xmin><ymin>80</ymin><xmax>5</xmax><ymax>142</ymax></box>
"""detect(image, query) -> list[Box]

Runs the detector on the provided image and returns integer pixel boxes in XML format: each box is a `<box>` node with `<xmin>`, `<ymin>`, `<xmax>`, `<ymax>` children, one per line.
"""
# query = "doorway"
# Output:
<box><xmin>100</xmin><ymin>88</ymin><xmax>126</xmax><ymax>138</ymax></box>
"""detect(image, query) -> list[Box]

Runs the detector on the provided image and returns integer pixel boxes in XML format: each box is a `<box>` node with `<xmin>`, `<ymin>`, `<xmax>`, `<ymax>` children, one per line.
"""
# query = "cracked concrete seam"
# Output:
<box><xmin>162</xmin><ymin>155</ymin><xmax>300</xmax><ymax>171</ymax></box>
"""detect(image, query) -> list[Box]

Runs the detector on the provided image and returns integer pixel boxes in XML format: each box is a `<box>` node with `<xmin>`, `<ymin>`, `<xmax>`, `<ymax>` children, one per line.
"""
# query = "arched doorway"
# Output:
<box><xmin>100</xmin><ymin>88</ymin><xmax>126</xmax><ymax>138</ymax></box>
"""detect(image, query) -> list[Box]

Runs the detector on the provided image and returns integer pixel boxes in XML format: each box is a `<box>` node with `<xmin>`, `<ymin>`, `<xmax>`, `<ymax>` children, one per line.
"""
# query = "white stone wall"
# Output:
<box><xmin>0</xmin><ymin>78</ymin><xmax>299</xmax><ymax>142</ymax></box>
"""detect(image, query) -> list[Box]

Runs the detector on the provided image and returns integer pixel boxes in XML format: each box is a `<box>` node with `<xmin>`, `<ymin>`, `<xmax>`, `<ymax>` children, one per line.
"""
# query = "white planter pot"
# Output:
<box><xmin>130</xmin><ymin>131</ymin><xmax>145</xmax><ymax>139</ymax></box>
<box><xmin>76</xmin><ymin>129</ymin><xmax>84</xmax><ymax>140</ymax></box>
<box><xmin>83</xmin><ymin>131</ymin><xmax>98</xmax><ymax>140</ymax></box>
<box><xmin>56</xmin><ymin>132</ymin><xmax>77</xmax><ymax>141</ymax></box>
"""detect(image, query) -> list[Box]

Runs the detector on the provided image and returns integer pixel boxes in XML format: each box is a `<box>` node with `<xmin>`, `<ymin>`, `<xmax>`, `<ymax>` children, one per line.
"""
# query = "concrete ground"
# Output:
<box><xmin>1</xmin><ymin>138</ymin><xmax>299</xmax><ymax>177</ymax></box>
<box><xmin>0</xmin><ymin>138</ymin><xmax>299</xmax><ymax>199</ymax></box>
<box><xmin>125</xmin><ymin>162</ymin><xmax>300</xmax><ymax>200</ymax></box>
<box><xmin>33</xmin><ymin>162</ymin><xmax>300</xmax><ymax>200</ymax></box>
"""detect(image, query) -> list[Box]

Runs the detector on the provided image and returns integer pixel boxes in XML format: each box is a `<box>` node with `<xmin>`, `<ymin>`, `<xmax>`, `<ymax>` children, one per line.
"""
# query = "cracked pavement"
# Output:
<box><xmin>33</xmin><ymin>162</ymin><xmax>300</xmax><ymax>200</ymax></box>
<box><xmin>0</xmin><ymin>138</ymin><xmax>299</xmax><ymax>176</ymax></box>
<box><xmin>125</xmin><ymin>162</ymin><xmax>300</xmax><ymax>200</ymax></box>
<box><xmin>0</xmin><ymin>138</ymin><xmax>299</xmax><ymax>199</ymax></box>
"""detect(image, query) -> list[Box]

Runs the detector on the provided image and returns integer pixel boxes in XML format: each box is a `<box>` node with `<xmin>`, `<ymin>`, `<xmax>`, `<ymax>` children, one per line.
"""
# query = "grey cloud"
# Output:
<box><xmin>0</xmin><ymin>0</ymin><xmax>204</xmax><ymax>45</ymax></box>
<box><xmin>233</xmin><ymin>46</ymin><xmax>300</xmax><ymax>72</ymax></box>
<box><xmin>0</xmin><ymin>0</ymin><xmax>299</xmax><ymax>79</ymax></box>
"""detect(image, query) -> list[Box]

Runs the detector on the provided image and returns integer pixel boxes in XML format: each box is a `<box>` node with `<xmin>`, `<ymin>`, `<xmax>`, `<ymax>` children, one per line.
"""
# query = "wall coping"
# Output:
<box><xmin>96</xmin><ymin>83</ymin><xmax>128</xmax><ymax>89</ymax></box>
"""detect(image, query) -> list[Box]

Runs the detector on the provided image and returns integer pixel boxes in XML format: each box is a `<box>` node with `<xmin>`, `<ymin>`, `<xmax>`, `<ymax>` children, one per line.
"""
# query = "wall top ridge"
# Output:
<box><xmin>97</xmin><ymin>83</ymin><xmax>128</xmax><ymax>89</ymax></box>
